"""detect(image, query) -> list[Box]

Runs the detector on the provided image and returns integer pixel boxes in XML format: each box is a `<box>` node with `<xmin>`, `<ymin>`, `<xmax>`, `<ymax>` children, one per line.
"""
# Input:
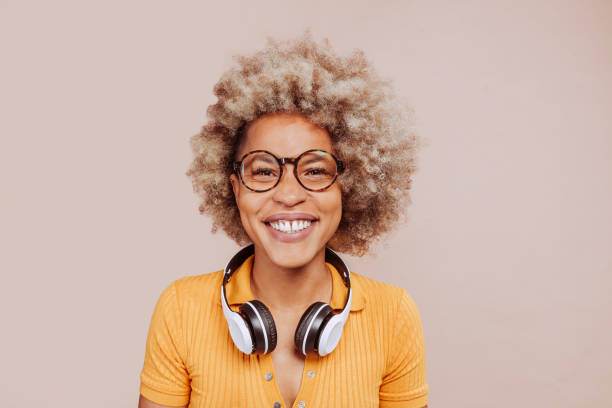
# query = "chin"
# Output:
<box><xmin>259</xmin><ymin>238</ymin><xmax>323</xmax><ymax>269</ymax></box>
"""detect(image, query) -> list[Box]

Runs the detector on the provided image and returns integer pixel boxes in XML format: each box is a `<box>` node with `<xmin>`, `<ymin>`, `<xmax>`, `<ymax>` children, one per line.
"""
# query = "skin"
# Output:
<box><xmin>138</xmin><ymin>112</ymin><xmax>427</xmax><ymax>408</ymax></box>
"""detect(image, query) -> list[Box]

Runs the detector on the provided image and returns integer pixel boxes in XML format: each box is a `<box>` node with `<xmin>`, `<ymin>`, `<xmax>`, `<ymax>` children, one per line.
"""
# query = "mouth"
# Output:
<box><xmin>263</xmin><ymin>219</ymin><xmax>318</xmax><ymax>242</ymax></box>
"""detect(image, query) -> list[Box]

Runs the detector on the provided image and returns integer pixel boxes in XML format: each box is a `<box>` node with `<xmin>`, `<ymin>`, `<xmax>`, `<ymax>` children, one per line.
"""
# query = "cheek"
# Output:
<box><xmin>324</xmin><ymin>189</ymin><xmax>343</xmax><ymax>225</ymax></box>
<box><xmin>235</xmin><ymin>200</ymin><xmax>259</xmax><ymax>241</ymax></box>
<box><xmin>236</xmin><ymin>193</ymin><xmax>265</xmax><ymax>229</ymax></box>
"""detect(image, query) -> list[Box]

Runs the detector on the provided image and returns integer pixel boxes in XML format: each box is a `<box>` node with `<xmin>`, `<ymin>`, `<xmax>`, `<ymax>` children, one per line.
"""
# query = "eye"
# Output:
<box><xmin>305</xmin><ymin>168</ymin><xmax>330</xmax><ymax>175</ymax></box>
<box><xmin>251</xmin><ymin>167</ymin><xmax>278</xmax><ymax>177</ymax></box>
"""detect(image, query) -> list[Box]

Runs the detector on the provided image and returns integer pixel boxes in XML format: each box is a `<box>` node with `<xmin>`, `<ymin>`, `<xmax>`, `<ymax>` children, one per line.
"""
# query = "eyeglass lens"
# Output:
<box><xmin>241</xmin><ymin>151</ymin><xmax>338</xmax><ymax>191</ymax></box>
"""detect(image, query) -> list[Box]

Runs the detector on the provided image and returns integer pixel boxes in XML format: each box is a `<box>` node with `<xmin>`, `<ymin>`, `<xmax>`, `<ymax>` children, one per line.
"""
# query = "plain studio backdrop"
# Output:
<box><xmin>1</xmin><ymin>0</ymin><xmax>610</xmax><ymax>407</ymax></box>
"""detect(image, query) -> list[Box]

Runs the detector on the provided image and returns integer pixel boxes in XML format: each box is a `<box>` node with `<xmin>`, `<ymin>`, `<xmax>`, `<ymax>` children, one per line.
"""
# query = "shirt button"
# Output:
<box><xmin>297</xmin><ymin>401</ymin><xmax>306</xmax><ymax>408</ymax></box>
<box><xmin>273</xmin><ymin>402</ymin><xmax>281</xmax><ymax>408</ymax></box>
<box><xmin>307</xmin><ymin>370</ymin><xmax>315</xmax><ymax>378</ymax></box>
<box><xmin>265</xmin><ymin>372</ymin><xmax>273</xmax><ymax>381</ymax></box>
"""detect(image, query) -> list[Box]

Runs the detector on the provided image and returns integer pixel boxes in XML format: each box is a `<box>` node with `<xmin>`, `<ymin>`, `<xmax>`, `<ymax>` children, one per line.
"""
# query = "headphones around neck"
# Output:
<box><xmin>220</xmin><ymin>243</ymin><xmax>353</xmax><ymax>357</ymax></box>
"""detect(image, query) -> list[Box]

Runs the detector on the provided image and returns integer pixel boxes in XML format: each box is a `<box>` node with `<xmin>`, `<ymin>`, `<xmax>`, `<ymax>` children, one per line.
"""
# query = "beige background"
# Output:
<box><xmin>1</xmin><ymin>0</ymin><xmax>611</xmax><ymax>406</ymax></box>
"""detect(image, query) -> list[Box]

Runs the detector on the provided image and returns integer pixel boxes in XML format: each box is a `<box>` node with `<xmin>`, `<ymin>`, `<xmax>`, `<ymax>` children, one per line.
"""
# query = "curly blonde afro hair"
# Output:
<box><xmin>186</xmin><ymin>30</ymin><xmax>420</xmax><ymax>257</ymax></box>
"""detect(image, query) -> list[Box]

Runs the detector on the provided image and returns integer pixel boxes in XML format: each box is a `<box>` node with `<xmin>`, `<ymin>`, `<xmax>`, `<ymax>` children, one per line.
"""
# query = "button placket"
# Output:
<box><xmin>290</xmin><ymin>355</ymin><xmax>318</xmax><ymax>408</ymax></box>
<box><xmin>260</xmin><ymin>353</ymin><xmax>285</xmax><ymax>406</ymax></box>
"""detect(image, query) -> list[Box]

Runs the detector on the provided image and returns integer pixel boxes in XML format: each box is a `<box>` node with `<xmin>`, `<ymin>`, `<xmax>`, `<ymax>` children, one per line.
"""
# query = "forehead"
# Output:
<box><xmin>239</xmin><ymin>113</ymin><xmax>333</xmax><ymax>157</ymax></box>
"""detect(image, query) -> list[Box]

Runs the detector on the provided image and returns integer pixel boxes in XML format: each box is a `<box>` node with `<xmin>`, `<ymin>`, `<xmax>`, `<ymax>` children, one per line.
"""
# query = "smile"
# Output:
<box><xmin>264</xmin><ymin>219</ymin><xmax>317</xmax><ymax>243</ymax></box>
<box><xmin>268</xmin><ymin>220</ymin><xmax>313</xmax><ymax>234</ymax></box>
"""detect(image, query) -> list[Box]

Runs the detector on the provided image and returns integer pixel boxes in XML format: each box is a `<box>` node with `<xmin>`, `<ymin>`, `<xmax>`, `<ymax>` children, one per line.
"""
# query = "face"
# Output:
<box><xmin>229</xmin><ymin>112</ymin><xmax>343</xmax><ymax>269</ymax></box>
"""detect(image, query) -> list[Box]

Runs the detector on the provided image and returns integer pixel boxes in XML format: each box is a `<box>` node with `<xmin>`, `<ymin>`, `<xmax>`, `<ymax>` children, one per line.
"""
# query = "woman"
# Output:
<box><xmin>138</xmin><ymin>31</ymin><xmax>428</xmax><ymax>408</ymax></box>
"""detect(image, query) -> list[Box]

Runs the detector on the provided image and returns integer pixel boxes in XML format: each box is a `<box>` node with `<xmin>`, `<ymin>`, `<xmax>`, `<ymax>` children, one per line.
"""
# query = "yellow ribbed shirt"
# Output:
<box><xmin>139</xmin><ymin>254</ymin><xmax>428</xmax><ymax>407</ymax></box>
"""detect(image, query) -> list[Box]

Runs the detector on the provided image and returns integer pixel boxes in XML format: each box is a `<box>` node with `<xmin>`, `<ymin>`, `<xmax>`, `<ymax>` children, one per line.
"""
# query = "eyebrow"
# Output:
<box><xmin>301</xmin><ymin>156</ymin><xmax>325</xmax><ymax>165</ymax></box>
<box><xmin>250</xmin><ymin>155</ymin><xmax>275</xmax><ymax>164</ymax></box>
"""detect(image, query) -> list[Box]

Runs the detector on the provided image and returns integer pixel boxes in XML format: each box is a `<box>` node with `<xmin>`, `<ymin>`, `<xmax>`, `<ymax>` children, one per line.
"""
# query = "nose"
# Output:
<box><xmin>271</xmin><ymin>164</ymin><xmax>307</xmax><ymax>206</ymax></box>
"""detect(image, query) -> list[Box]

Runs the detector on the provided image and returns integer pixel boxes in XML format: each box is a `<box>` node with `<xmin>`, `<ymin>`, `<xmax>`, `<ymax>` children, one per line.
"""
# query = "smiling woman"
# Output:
<box><xmin>138</xmin><ymin>30</ymin><xmax>428</xmax><ymax>408</ymax></box>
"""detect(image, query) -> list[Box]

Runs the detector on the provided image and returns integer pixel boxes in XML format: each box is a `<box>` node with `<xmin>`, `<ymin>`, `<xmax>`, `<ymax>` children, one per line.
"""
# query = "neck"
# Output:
<box><xmin>250</xmin><ymin>244</ymin><xmax>332</xmax><ymax>313</ymax></box>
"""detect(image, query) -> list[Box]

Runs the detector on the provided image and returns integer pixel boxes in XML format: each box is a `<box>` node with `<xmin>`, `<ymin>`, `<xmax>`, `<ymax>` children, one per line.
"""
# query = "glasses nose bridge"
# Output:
<box><xmin>278</xmin><ymin>156</ymin><xmax>298</xmax><ymax>167</ymax></box>
<box><xmin>277</xmin><ymin>156</ymin><xmax>300</xmax><ymax>184</ymax></box>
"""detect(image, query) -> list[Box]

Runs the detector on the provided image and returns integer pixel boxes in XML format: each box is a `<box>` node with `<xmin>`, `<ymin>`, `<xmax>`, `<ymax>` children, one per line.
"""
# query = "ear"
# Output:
<box><xmin>230</xmin><ymin>172</ymin><xmax>240</xmax><ymax>202</ymax></box>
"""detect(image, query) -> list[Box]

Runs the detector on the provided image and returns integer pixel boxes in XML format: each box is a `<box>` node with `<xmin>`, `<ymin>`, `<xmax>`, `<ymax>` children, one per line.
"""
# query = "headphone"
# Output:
<box><xmin>220</xmin><ymin>243</ymin><xmax>353</xmax><ymax>357</ymax></box>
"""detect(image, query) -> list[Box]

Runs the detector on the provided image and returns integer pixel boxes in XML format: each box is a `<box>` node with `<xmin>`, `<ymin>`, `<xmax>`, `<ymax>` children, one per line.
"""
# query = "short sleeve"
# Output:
<box><xmin>379</xmin><ymin>289</ymin><xmax>429</xmax><ymax>408</ymax></box>
<box><xmin>139</xmin><ymin>281</ymin><xmax>191</xmax><ymax>407</ymax></box>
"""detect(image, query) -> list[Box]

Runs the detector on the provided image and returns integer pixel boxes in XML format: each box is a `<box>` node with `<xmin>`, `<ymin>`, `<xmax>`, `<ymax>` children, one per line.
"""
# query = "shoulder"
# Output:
<box><xmin>159</xmin><ymin>269</ymin><xmax>224</xmax><ymax>307</ymax></box>
<box><xmin>351</xmin><ymin>271</ymin><xmax>414</xmax><ymax>312</ymax></box>
<box><xmin>350</xmin><ymin>272</ymin><xmax>424</xmax><ymax>338</ymax></box>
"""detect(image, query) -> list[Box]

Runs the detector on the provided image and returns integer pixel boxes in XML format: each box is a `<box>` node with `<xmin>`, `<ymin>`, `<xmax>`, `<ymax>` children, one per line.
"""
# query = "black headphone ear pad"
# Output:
<box><xmin>239</xmin><ymin>300</ymin><xmax>277</xmax><ymax>353</ymax></box>
<box><xmin>294</xmin><ymin>302</ymin><xmax>333</xmax><ymax>355</ymax></box>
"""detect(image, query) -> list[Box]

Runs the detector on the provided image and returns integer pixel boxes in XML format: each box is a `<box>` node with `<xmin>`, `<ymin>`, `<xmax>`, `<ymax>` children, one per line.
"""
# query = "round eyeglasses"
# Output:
<box><xmin>233</xmin><ymin>149</ymin><xmax>345</xmax><ymax>192</ymax></box>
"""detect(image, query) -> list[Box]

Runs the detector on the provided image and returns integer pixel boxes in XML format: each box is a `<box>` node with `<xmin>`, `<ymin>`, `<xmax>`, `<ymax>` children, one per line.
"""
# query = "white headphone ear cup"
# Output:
<box><xmin>221</xmin><ymin>286</ymin><xmax>255</xmax><ymax>354</ymax></box>
<box><xmin>317</xmin><ymin>286</ymin><xmax>353</xmax><ymax>356</ymax></box>
<box><xmin>317</xmin><ymin>314</ymin><xmax>345</xmax><ymax>356</ymax></box>
<box><xmin>294</xmin><ymin>302</ymin><xmax>332</xmax><ymax>356</ymax></box>
<box><xmin>239</xmin><ymin>300</ymin><xmax>277</xmax><ymax>354</ymax></box>
<box><xmin>226</xmin><ymin>311</ymin><xmax>255</xmax><ymax>354</ymax></box>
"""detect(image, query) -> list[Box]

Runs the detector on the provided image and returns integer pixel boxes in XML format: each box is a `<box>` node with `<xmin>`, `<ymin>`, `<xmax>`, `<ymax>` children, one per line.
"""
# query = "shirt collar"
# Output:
<box><xmin>220</xmin><ymin>254</ymin><xmax>365</xmax><ymax>312</ymax></box>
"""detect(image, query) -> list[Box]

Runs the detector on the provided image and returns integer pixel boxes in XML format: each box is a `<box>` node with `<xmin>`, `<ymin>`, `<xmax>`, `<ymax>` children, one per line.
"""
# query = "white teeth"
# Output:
<box><xmin>269</xmin><ymin>219</ymin><xmax>313</xmax><ymax>233</ymax></box>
